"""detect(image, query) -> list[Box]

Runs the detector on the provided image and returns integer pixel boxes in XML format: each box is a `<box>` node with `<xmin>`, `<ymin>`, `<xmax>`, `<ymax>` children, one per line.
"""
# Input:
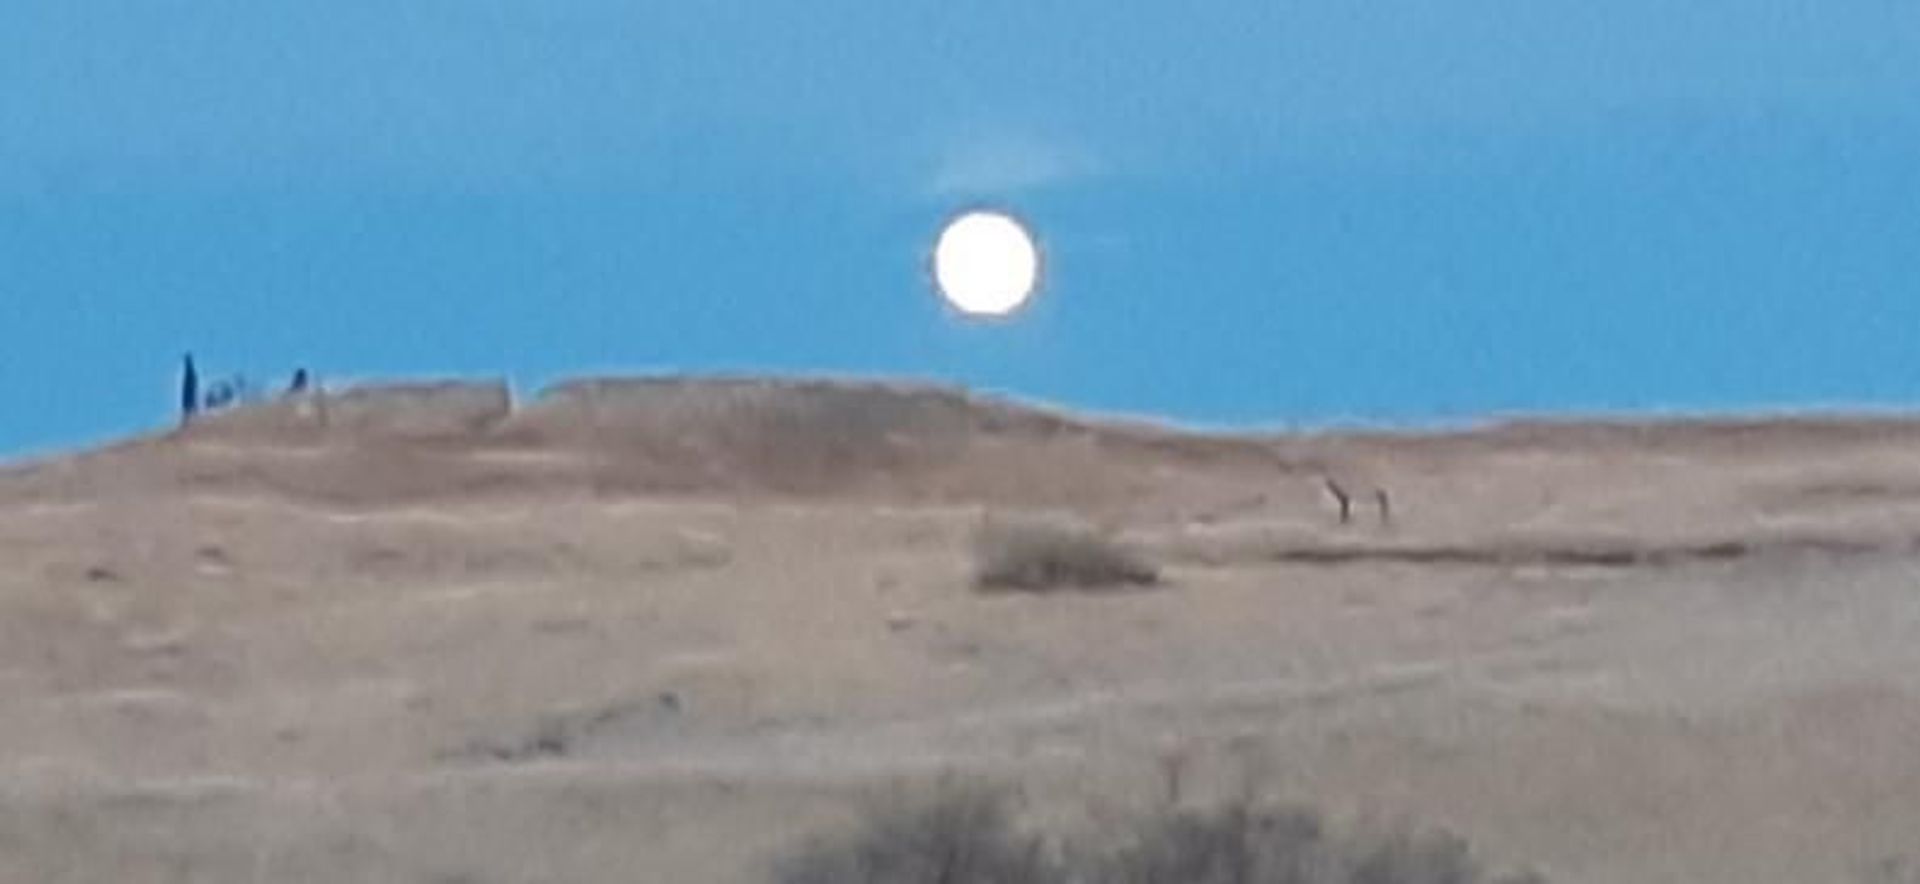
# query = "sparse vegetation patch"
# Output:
<box><xmin>773</xmin><ymin>786</ymin><xmax>1546</xmax><ymax>884</ymax></box>
<box><xmin>973</xmin><ymin>515</ymin><xmax>1160</xmax><ymax>592</ymax></box>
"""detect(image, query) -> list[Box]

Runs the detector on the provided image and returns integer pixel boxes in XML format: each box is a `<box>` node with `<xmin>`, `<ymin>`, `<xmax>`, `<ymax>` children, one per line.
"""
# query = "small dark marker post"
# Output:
<box><xmin>1375</xmin><ymin>488</ymin><xmax>1392</xmax><ymax>526</ymax></box>
<box><xmin>179</xmin><ymin>354</ymin><xmax>199</xmax><ymax>426</ymax></box>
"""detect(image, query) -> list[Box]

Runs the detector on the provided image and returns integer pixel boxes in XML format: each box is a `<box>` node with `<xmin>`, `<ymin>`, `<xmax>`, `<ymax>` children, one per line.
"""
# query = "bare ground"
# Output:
<box><xmin>4</xmin><ymin>378</ymin><xmax>1920</xmax><ymax>883</ymax></box>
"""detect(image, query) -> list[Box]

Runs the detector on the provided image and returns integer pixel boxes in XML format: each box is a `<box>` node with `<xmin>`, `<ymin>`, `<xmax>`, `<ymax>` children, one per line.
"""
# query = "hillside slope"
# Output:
<box><xmin>6</xmin><ymin>378</ymin><xmax>1920</xmax><ymax>883</ymax></box>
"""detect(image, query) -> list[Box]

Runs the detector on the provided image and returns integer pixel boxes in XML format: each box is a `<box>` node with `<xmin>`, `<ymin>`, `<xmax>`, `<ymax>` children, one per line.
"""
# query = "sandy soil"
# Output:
<box><xmin>3</xmin><ymin>378</ymin><xmax>1920</xmax><ymax>883</ymax></box>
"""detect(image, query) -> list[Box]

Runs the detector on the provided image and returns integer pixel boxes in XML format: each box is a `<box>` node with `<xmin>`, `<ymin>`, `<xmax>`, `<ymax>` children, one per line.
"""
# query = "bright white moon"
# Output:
<box><xmin>933</xmin><ymin>211</ymin><xmax>1040</xmax><ymax>316</ymax></box>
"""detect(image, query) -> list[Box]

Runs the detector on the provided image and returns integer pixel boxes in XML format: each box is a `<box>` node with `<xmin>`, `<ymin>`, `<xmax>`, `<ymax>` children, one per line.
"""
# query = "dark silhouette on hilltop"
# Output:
<box><xmin>205</xmin><ymin>381</ymin><xmax>234</xmax><ymax>410</ymax></box>
<box><xmin>179</xmin><ymin>354</ymin><xmax>199</xmax><ymax>426</ymax></box>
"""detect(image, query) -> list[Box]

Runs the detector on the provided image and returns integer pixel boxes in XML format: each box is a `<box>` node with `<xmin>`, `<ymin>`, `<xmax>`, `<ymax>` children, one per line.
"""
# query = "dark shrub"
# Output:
<box><xmin>974</xmin><ymin>516</ymin><xmax>1159</xmax><ymax>593</ymax></box>
<box><xmin>775</xmin><ymin>787</ymin><xmax>1058</xmax><ymax>884</ymax></box>
<box><xmin>774</xmin><ymin>787</ymin><xmax>1546</xmax><ymax>884</ymax></box>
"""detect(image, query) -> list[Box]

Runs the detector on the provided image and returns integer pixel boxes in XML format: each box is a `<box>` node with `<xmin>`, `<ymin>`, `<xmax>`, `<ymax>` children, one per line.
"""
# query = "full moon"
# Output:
<box><xmin>932</xmin><ymin>211</ymin><xmax>1040</xmax><ymax>317</ymax></box>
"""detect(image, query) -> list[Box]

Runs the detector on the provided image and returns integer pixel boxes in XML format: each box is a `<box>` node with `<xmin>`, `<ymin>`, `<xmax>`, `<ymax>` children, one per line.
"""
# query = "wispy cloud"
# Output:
<box><xmin>923</xmin><ymin>132</ymin><xmax>1102</xmax><ymax>198</ymax></box>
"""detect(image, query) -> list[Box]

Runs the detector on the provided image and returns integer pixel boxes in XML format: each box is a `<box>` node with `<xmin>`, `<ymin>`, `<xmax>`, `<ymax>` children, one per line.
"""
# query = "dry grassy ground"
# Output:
<box><xmin>3</xmin><ymin>378</ymin><xmax>1920</xmax><ymax>883</ymax></box>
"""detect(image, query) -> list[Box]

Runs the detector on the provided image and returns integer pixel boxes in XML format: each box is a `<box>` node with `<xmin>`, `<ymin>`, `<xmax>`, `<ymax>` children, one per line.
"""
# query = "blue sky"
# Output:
<box><xmin>4</xmin><ymin>2</ymin><xmax>1918</xmax><ymax>455</ymax></box>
